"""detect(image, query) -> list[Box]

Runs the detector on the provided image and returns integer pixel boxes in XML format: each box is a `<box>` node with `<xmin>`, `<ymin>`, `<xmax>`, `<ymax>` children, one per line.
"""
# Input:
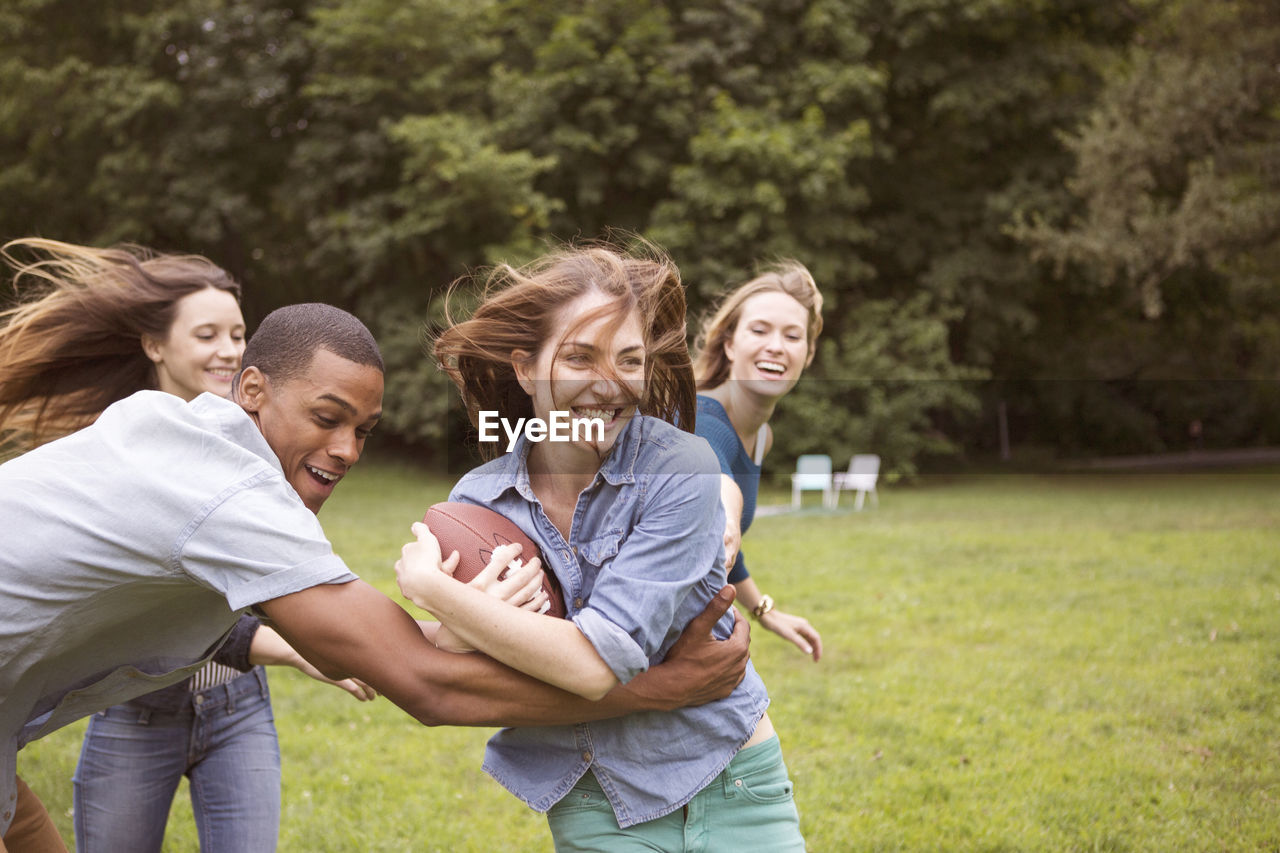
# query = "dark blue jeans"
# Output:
<box><xmin>72</xmin><ymin>668</ymin><xmax>280</xmax><ymax>853</ymax></box>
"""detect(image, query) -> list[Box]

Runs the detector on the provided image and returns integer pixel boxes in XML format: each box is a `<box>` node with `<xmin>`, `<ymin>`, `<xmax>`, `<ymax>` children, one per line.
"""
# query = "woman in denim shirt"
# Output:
<box><xmin>397</xmin><ymin>245</ymin><xmax>806</xmax><ymax>851</ymax></box>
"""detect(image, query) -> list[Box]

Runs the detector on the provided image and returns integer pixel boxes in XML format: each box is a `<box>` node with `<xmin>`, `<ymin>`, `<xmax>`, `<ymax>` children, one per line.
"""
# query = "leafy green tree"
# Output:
<box><xmin>0</xmin><ymin>0</ymin><xmax>313</xmax><ymax>322</ymax></box>
<box><xmin>855</xmin><ymin>0</ymin><xmax>1137</xmax><ymax>363</ymax></box>
<box><xmin>12</xmin><ymin>0</ymin><xmax>1269</xmax><ymax>466</ymax></box>
<box><xmin>1008</xmin><ymin>0</ymin><xmax>1280</xmax><ymax>451</ymax></box>
<box><xmin>1014</xmin><ymin>0</ymin><xmax>1280</xmax><ymax>321</ymax></box>
<box><xmin>290</xmin><ymin>0</ymin><xmax>562</xmax><ymax>442</ymax></box>
<box><xmin>480</xmin><ymin>1</ymin><xmax>912</xmax><ymax>466</ymax></box>
<box><xmin>289</xmin><ymin>0</ymin><xmax>552</xmax><ymax>289</ymax></box>
<box><xmin>0</xmin><ymin>0</ymin><xmax>179</xmax><ymax>246</ymax></box>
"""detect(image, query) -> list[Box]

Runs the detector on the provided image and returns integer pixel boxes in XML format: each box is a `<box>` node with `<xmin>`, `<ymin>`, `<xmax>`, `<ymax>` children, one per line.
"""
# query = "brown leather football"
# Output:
<box><xmin>422</xmin><ymin>502</ymin><xmax>566</xmax><ymax>618</ymax></box>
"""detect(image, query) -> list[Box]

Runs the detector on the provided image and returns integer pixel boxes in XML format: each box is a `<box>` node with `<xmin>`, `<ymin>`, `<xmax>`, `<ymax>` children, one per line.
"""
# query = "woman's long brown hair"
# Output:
<box><xmin>433</xmin><ymin>243</ymin><xmax>695</xmax><ymax>459</ymax></box>
<box><xmin>0</xmin><ymin>238</ymin><xmax>240</xmax><ymax>451</ymax></box>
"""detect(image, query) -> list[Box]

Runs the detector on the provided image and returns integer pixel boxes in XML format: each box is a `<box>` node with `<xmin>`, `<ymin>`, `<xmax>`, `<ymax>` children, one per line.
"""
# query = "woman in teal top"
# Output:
<box><xmin>693</xmin><ymin>261</ymin><xmax>825</xmax><ymax>661</ymax></box>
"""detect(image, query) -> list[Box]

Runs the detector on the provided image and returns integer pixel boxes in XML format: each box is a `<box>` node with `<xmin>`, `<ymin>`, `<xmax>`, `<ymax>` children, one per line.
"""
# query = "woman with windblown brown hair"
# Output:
<box><xmin>692</xmin><ymin>261</ymin><xmax>825</xmax><ymax>662</ymax></box>
<box><xmin>0</xmin><ymin>238</ymin><xmax>243</xmax><ymax>451</ymax></box>
<box><xmin>0</xmin><ymin>238</ymin><xmax>372</xmax><ymax>853</ymax></box>
<box><xmin>396</xmin><ymin>243</ymin><xmax>807</xmax><ymax>851</ymax></box>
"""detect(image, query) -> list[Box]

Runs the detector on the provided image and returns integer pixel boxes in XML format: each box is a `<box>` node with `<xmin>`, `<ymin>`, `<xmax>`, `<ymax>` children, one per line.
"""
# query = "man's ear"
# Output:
<box><xmin>512</xmin><ymin>349</ymin><xmax>535</xmax><ymax>396</ymax></box>
<box><xmin>236</xmin><ymin>365</ymin><xmax>269</xmax><ymax>412</ymax></box>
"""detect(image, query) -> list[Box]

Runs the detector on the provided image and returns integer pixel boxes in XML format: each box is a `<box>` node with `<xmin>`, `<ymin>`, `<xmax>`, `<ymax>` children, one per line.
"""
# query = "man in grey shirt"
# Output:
<box><xmin>0</xmin><ymin>303</ymin><xmax>748</xmax><ymax>851</ymax></box>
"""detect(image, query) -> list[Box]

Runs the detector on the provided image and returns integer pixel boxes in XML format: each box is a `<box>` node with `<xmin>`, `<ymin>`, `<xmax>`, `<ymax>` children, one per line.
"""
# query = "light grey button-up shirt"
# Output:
<box><xmin>0</xmin><ymin>391</ymin><xmax>355</xmax><ymax>830</ymax></box>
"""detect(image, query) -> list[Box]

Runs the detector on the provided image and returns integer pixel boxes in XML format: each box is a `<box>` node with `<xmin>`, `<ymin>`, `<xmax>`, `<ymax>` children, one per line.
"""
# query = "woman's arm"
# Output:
<box><xmin>399</xmin><ymin>460</ymin><xmax>727</xmax><ymax>701</ymax></box>
<box><xmin>719</xmin><ymin>474</ymin><xmax>744</xmax><ymax>575</ymax></box>
<box><xmin>731</xmin><ymin>575</ymin><xmax>823</xmax><ymax>662</ymax></box>
<box><xmin>420</xmin><ymin>540</ymin><xmax>555</xmax><ymax>654</ymax></box>
<box><xmin>248</xmin><ymin>623</ymin><xmax>378</xmax><ymax>700</ymax></box>
<box><xmin>397</xmin><ymin>523</ymin><xmax>618</xmax><ymax>699</ymax></box>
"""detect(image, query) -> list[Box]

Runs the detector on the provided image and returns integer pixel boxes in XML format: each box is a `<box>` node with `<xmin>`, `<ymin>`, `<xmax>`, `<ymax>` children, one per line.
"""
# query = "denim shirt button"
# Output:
<box><xmin>574</xmin><ymin>597</ymin><xmax>584</xmax><ymax>609</ymax></box>
<box><xmin>581</xmin><ymin>752</ymin><xmax>592</xmax><ymax>762</ymax></box>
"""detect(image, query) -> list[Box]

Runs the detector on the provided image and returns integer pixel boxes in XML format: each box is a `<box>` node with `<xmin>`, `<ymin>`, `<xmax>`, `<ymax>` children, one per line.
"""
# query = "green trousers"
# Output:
<box><xmin>546</xmin><ymin>736</ymin><xmax>806</xmax><ymax>852</ymax></box>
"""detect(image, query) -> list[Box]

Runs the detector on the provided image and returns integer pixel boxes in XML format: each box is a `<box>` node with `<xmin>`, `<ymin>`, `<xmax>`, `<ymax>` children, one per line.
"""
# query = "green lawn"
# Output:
<box><xmin>18</xmin><ymin>464</ymin><xmax>1280</xmax><ymax>851</ymax></box>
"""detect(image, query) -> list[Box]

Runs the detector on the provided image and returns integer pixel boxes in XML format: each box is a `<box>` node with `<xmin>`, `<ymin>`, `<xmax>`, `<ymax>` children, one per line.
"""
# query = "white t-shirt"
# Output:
<box><xmin>0</xmin><ymin>391</ymin><xmax>356</xmax><ymax>829</ymax></box>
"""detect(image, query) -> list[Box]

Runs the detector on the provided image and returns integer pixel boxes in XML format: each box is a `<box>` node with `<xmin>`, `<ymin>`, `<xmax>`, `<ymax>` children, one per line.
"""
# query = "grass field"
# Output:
<box><xmin>18</xmin><ymin>462</ymin><xmax>1280</xmax><ymax>851</ymax></box>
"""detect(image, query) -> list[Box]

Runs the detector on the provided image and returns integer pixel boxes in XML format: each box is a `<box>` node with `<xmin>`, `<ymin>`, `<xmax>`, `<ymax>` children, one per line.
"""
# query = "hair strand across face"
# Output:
<box><xmin>433</xmin><ymin>242</ymin><xmax>696</xmax><ymax>459</ymax></box>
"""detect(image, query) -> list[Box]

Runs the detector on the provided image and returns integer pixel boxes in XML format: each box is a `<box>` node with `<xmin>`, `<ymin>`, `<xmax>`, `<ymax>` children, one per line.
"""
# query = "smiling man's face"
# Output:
<box><xmin>237</xmin><ymin>348</ymin><xmax>383</xmax><ymax>513</ymax></box>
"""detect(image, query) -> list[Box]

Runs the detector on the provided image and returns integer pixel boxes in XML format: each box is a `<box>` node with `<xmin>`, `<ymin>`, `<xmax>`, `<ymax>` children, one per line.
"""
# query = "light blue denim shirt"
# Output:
<box><xmin>449</xmin><ymin>414</ymin><xmax>769</xmax><ymax>828</ymax></box>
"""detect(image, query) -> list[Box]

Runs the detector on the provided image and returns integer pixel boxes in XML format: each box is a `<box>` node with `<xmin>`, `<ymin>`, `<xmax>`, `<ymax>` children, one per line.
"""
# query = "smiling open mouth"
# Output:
<box><xmin>755</xmin><ymin>361</ymin><xmax>787</xmax><ymax>375</ymax></box>
<box><xmin>572</xmin><ymin>406</ymin><xmax>621</xmax><ymax>424</ymax></box>
<box><xmin>305</xmin><ymin>464</ymin><xmax>340</xmax><ymax>484</ymax></box>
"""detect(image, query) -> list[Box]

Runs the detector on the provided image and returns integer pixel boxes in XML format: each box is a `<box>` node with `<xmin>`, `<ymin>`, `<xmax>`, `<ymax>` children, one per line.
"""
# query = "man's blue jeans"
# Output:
<box><xmin>72</xmin><ymin>668</ymin><xmax>281</xmax><ymax>853</ymax></box>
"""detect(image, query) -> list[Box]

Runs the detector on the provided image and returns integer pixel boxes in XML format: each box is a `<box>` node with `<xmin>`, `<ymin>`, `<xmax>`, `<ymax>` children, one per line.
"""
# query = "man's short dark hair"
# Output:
<box><xmin>240</xmin><ymin>303</ymin><xmax>383</xmax><ymax>386</ymax></box>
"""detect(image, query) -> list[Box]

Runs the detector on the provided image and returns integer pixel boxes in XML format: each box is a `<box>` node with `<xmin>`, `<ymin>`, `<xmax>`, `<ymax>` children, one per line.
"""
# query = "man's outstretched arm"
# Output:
<box><xmin>258</xmin><ymin>581</ymin><xmax>748</xmax><ymax>727</ymax></box>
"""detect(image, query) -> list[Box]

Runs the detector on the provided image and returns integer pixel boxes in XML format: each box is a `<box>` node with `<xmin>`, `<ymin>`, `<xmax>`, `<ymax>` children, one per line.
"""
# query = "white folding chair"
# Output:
<box><xmin>791</xmin><ymin>454</ymin><xmax>835</xmax><ymax>509</ymax></box>
<box><xmin>833</xmin><ymin>454</ymin><xmax>880</xmax><ymax>510</ymax></box>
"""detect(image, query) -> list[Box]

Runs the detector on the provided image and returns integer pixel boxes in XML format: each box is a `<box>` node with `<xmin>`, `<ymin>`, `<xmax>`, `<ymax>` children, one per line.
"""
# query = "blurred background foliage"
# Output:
<box><xmin>2</xmin><ymin>0</ymin><xmax>1277</xmax><ymax>477</ymax></box>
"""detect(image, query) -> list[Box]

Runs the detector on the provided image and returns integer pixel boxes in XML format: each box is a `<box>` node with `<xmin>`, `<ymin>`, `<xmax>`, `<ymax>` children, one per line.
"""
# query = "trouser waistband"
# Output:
<box><xmin>190</xmin><ymin>666</ymin><xmax>269</xmax><ymax>715</ymax></box>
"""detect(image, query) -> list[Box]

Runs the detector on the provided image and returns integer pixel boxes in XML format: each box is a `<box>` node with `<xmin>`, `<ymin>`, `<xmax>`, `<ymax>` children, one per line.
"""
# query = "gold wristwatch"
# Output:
<box><xmin>751</xmin><ymin>594</ymin><xmax>775</xmax><ymax>620</ymax></box>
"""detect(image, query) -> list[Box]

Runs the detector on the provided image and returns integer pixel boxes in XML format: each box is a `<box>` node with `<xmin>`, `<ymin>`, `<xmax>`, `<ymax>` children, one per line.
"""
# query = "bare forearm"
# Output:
<box><xmin>732</xmin><ymin>575</ymin><xmax>763</xmax><ymax>612</ymax></box>
<box><xmin>418</xmin><ymin>587</ymin><xmax>754</xmax><ymax>723</ymax></box>
<box><xmin>413</xmin><ymin>650</ymin><xmax>662</xmax><ymax>726</ymax></box>
<box><xmin>411</xmin><ymin>581</ymin><xmax>617</xmax><ymax>700</ymax></box>
<box><xmin>247</xmin><ymin>624</ymin><xmax>306</xmax><ymax>668</ymax></box>
<box><xmin>260</xmin><ymin>581</ymin><xmax>653</xmax><ymax>728</ymax></box>
<box><xmin>720</xmin><ymin>474</ymin><xmax>744</xmax><ymax>522</ymax></box>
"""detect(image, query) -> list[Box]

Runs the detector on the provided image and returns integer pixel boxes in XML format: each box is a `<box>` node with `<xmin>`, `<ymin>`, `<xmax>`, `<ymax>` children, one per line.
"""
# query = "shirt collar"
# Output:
<box><xmin>188</xmin><ymin>392</ymin><xmax>285</xmax><ymax>475</ymax></box>
<box><xmin>596</xmin><ymin>415</ymin><xmax>642</xmax><ymax>486</ymax></box>
<box><xmin>465</xmin><ymin>414</ymin><xmax>647</xmax><ymax>501</ymax></box>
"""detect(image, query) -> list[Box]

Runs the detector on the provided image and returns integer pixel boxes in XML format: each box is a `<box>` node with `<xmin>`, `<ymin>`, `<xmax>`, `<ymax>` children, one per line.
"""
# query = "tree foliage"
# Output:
<box><xmin>3</xmin><ymin>0</ymin><xmax>1276</xmax><ymax>471</ymax></box>
<box><xmin>1014</xmin><ymin>0</ymin><xmax>1280</xmax><ymax>320</ymax></box>
<box><xmin>1006</xmin><ymin>0</ymin><xmax>1280</xmax><ymax>452</ymax></box>
<box><xmin>771</xmin><ymin>295</ymin><xmax>985</xmax><ymax>480</ymax></box>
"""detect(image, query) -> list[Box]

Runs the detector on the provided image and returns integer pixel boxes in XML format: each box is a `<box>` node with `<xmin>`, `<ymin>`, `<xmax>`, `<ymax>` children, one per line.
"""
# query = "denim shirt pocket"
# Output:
<box><xmin>576</xmin><ymin>530</ymin><xmax>623</xmax><ymax>568</ymax></box>
<box><xmin>569</xmin><ymin>530</ymin><xmax>622</xmax><ymax>607</ymax></box>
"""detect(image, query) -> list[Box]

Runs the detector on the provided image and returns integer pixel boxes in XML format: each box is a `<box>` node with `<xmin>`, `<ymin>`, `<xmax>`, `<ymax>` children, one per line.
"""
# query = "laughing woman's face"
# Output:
<box><xmin>724</xmin><ymin>291</ymin><xmax>810</xmax><ymax>399</ymax></box>
<box><xmin>514</xmin><ymin>289</ymin><xmax>646</xmax><ymax>459</ymax></box>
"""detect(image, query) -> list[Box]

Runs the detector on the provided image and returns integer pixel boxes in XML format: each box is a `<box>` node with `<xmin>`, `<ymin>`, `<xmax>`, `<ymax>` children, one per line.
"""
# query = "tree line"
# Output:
<box><xmin>2</xmin><ymin>0</ymin><xmax>1277</xmax><ymax>475</ymax></box>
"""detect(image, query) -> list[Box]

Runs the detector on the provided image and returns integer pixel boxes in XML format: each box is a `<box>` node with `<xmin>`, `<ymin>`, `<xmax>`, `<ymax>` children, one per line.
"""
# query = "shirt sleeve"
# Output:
<box><xmin>176</xmin><ymin>472</ymin><xmax>357</xmax><ymax>611</ymax></box>
<box><xmin>694</xmin><ymin>418</ymin><xmax>738</xmax><ymax>477</ymax></box>
<box><xmin>212</xmin><ymin>613</ymin><xmax>260</xmax><ymax>671</ymax></box>
<box><xmin>573</xmin><ymin>444</ymin><xmax>726</xmax><ymax>684</ymax></box>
